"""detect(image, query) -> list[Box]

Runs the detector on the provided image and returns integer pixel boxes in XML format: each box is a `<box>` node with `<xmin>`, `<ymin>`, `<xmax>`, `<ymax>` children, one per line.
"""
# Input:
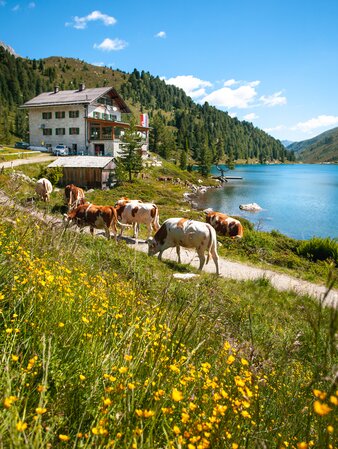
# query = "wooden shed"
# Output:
<box><xmin>48</xmin><ymin>156</ymin><xmax>116</xmax><ymax>189</ymax></box>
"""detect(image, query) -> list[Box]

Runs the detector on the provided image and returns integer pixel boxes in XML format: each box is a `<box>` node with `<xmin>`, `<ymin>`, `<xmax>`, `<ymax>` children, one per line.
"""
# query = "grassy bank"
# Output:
<box><xmin>1</xmin><ymin>159</ymin><xmax>337</xmax><ymax>286</ymax></box>
<box><xmin>0</xmin><ymin>202</ymin><xmax>337</xmax><ymax>448</ymax></box>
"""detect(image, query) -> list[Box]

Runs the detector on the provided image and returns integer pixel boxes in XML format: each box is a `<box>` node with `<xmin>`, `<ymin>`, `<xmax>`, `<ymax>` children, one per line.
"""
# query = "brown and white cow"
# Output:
<box><xmin>205</xmin><ymin>211</ymin><xmax>244</xmax><ymax>239</ymax></box>
<box><xmin>64</xmin><ymin>184</ymin><xmax>85</xmax><ymax>210</ymax></box>
<box><xmin>114</xmin><ymin>198</ymin><xmax>160</xmax><ymax>239</ymax></box>
<box><xmin>147</xmin><ymin>218</ymin><xmax>219</xmax><ymax>275</ymax></box>
<box><xmin>35</xmin><ymin>178</ymin><xmax>53</xmax><ymax>202</ymax></box>
<box><xmin>63</xmin><ymin>203</ymin><xmax>119</xmax><ymax>240</ymax></box>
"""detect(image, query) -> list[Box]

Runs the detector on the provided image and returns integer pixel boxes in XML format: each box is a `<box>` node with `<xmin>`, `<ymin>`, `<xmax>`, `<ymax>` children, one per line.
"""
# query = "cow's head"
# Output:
<box><xmin>63</xmin><ymin>212</ymin><xmax>76</xmax><ymax>228</ymax></box>
<box><xmin>147</xmin><ymin>237</ymin><xmax>159</xmax><ymax>256</ymax></box>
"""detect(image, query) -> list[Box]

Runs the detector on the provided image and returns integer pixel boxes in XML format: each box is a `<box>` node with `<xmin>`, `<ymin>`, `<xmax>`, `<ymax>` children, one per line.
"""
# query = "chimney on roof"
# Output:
<box><xmin>54</xmin><ymin>85</ymin><xmax>59</xmax><ymax>94</ymax></box>
<box><xmin>79</xmin><ymin>83</ymin><xmax>85</xmax><ymax>92</ymax></box>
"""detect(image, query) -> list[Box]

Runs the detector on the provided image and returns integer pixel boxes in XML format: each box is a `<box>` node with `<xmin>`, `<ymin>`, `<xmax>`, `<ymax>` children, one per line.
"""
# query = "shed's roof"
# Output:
<box><xmin>21</xmin><ymin>87</ymin><xmax>131</xmax><ymax>113</ymax></box>
<box><xmin>48</xmin><ymin>156</ymin><xmax>115</xmax><ymax>169</ymax></box>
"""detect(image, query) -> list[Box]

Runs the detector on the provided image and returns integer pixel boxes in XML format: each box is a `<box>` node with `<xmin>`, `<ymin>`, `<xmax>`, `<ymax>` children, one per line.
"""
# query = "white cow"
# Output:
<box><xmin>147</xmin><ymin>218</ymin><xmax>220</xmax><ymax>275</ymax></box>
<box><xmin>114</xmin><ymin>198</ymin><xmax>160</xmax><ymax>239</ymax></box>
<box><xmin>35</xmin><ymin>178</ymin><xmax>53</xmax><ymax>202</ymax></box>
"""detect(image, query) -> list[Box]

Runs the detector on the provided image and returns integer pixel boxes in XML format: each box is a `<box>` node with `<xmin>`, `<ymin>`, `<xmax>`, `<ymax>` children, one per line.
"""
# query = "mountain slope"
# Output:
<box><xmin>0</xmin><ymin>47</ymin><xmax>294</xmax><ymax>165</ymax></box>
<box><xmin>288</xmin><ymin>127</ymin><xmax>338</xmax><ymax>163</ymax></box>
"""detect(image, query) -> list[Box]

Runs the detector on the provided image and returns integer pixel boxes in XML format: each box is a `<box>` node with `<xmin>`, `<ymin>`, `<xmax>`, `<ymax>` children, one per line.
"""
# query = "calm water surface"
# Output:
<box><xmin>196</xmin><ymin>164</ymin><xmax>338</xmax><ymax>240</ymax></box>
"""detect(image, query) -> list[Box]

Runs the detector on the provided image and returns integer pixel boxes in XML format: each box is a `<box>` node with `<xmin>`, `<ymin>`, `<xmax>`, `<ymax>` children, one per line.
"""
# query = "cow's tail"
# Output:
<box><xmin>42</xmin><ymin>179</ymin><xmax>48</xmax><ymax>201</ymax></box>
<box><xmin>152</xmin><ymin>205</ymin><xmax>160</xmax><ymax>230</ymax></box>
<box><xmin>110</xmin><ymin>207</ymin><xmax>132</xmax><ymax>229</ymax></box>
<box><xmin>206</xmin><ymin>224</ymin><xmax>215</xmax><ymax>265</ymax></box>
<box><xmin>69</xmin><ymin>189</ymin><xmax>74</xmax><ymax>208</ymax></box>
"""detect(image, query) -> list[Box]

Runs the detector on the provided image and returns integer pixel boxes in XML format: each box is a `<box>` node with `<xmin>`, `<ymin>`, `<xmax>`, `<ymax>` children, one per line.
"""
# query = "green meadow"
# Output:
<box><xmin>0</xmin><ymin>161</ymin><xmax>337</xmax><ymax>448</ymax></box>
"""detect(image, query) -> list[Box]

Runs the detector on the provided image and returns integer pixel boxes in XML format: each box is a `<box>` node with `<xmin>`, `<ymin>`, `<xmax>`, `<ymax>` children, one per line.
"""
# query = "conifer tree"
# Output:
<box><xmin>116</xmin><ymin>119</ymin><xmax>143</xmax><ymax>182</ymax></box>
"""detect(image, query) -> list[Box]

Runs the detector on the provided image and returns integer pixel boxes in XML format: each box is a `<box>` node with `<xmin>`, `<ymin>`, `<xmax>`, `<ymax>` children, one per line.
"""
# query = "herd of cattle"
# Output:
<box><xmin>35</xmin><ymin>178</ymin><xmax>244</xmax><ymax>275</ymax></box>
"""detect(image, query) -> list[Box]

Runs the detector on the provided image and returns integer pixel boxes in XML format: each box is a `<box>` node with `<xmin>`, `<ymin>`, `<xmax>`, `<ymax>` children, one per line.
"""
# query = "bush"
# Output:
<box><xmin>297</xmin><ymin>237</ymin><xmax>338</xmax><ymax>265</ymax></box>
<box><xmin>38</xmin><ymin>166</ymin><xmax>63</xmax><ymax>185</ymax></box>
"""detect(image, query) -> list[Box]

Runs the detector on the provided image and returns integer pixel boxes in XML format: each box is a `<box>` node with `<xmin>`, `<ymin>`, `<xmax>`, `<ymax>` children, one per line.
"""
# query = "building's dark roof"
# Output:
<box><xmin>21</xmin><ymin>87</ymin><xmax>131</xmax><ymax>113</ymax></box>
<box><xmin>48</xmin><ymin>156</ymin><xmax>115</xmax><ymax>169</ymax></box>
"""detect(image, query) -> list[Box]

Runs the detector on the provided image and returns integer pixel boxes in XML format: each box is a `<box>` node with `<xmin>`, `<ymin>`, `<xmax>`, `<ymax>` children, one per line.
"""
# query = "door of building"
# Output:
<box><xmin>94</xmin><ymin>144</ymin><xmax>104</xmax><ymax>156</ymax></box>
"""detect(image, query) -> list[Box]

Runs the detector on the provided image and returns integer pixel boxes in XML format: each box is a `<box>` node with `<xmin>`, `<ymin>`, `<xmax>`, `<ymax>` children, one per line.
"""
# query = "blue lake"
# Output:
<box><xmin>195</xmin><ymin>164</ymin><xmax>338</xmax><ymax>240</ymax></box>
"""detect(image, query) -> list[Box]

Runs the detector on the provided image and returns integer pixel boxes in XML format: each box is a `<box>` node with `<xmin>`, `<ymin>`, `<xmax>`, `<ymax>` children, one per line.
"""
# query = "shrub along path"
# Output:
<box><xmin>1</xmin><ymin>188</ymin><xmax>337</xmax><ymax>309</ymax></box>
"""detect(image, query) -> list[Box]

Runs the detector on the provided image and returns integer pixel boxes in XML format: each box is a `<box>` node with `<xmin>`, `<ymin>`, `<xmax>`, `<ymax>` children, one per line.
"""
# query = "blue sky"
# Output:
<box><xmin>1</xmin><ymin>0</ymin><xmax>338</xmax><ymax>143</ymax></box>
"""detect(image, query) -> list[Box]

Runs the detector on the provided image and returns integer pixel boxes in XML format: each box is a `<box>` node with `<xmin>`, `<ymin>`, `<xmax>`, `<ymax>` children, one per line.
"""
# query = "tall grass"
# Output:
<box><xmin>0</xmin><ymin>204</ymin><xmax>337</xmax><ymax>448</ymax></box>
<box><xmin>297</xmin><ymin>237</ymin><xmax>338</xmax><ymax>265</ymax></box>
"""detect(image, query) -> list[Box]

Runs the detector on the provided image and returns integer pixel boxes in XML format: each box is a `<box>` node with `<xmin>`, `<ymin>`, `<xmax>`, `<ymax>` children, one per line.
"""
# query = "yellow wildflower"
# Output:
<box><xmin>327</xmin><ymin>425</ymin><xmax>334</xmax><ymax>433</ymax></box>
<box><xmin>103</xmin><ymin>398</ymin><xmax>112</xmax><ymax>406</ymax></box>
<box><xmin>58</xmin><ymin>322</ymin><xmax>65</xmax><ymax>328</ymax></box>
<box><xmin>119</xmin><ymin>366</ymin><xmax>128</xmax><ymax>374</ymax></box>
<box><xmin>4</xmin><ymin>396</ymin><xmax>18</xmax><ymax>409</ymax></box>
<box><xmin>227</xmin><ymin>355</ymin><xmax>235</xmax><ymax>365</ymax></box>
<box><xmin>124</xmin><ymin>354</ymin><xmax>133</xmax><ymax>361</ymax></box>
<box><xmin>313</xmin><ymin>401</ymin><xmax>332</xmax><ymax>416</ymax></box>
<box><xmin>181</xmin><ymin>412</ymin><xmax>190</xmax><ymax>423</ymax></box>
<box><xmin>232</xmin><ymin>444</ymin><xmax>239</xmax><ymax>449</ymax></box>
<box><xmin>329</xmin><ymin>395</ymin><xmax>338</xmax><ymax>405</ymax></box>
<box><xmin>11</xmin><ymin>355</ymin><xmax>19</xmax><ymax>362</ymax></box>
<box><xmin>59</xmin><ymin>434</ymin><xmax>70</xmax><ymax>441</ymax></box>
<box><xmin>173</xmin><ymin>425</ymin><xmax>181</xmax><ymax>435</ymax></box>
<box><xmin>297</xmin><ymin>443</ymin><xmax>308</xmax><ymax>449</ymax></box>
<box><xmin>35</xmin><ymin>407</ymin><xmax>47</xmax><ymax>415</ymax></box>
<box><xmin>169</xmin><ymin>364</ymin><xmax>180</xmax><ymax>373</ymax></box>
<box><xmin>313</xmin><ymin>389</ymin><xmax>326</xmax><ymax>400</ymax></box>
<box><xmin>79</xmin><ymin>374</ymin><xmax>86</xmax><ymax>381</ymax></box>
<box><xmin>16</xmin><ymin>421</ymin><xmax>27</xmax><ymax>432</ymax></box>
<box><xmin>172</xmin><ymin>388</ymin><xmax>183</xmax><ymax>402</ymax></box>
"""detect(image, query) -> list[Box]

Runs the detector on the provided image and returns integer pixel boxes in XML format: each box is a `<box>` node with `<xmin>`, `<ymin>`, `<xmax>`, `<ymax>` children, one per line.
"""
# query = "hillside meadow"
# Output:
<box><xmin>0</xmin><ymin>161</ymin><xmax>337</xmax><ymax>448</ymax></box>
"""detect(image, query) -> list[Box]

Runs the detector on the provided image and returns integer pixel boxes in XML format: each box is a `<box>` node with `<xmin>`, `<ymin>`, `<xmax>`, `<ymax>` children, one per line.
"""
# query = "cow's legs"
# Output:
<box><xmin>210</xmin><ymin>248</ymin><xmax>220</xmax><ymax>275</ymax></box>
<box><xmin>104</xmin><ymin>226</ymin><xmax>111</xmax><ymax>240</ymax></box>
<box><xmin>90</xmin><ymin>226</ymin><xmax>95</xmax><ymax>237</ymax></box>
<box><xmin>146</xmin><ymin>223</ymin><xmax>152</xmax><ymax>239</ymax></box>
<box><xmin>197</xmin><ymin>249</ymin><xmax>206</xmax><ymax>271</ymax></box>
<box><xmin>176</xmin><ymin>246</ymin><xmax>181</xmax><ymax>264</ymax></box>
<box><xmin>133</xmin><ymin>223</ymin><xmax>139</xmax><ymax>239</ymax></box>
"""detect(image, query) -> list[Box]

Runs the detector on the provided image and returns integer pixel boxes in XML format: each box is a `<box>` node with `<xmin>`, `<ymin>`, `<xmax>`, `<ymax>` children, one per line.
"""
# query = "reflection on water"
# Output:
<box><xmin>195</xmin><ymin>164</ymin><xmax>338</xmax><ymax>240</ymax></box>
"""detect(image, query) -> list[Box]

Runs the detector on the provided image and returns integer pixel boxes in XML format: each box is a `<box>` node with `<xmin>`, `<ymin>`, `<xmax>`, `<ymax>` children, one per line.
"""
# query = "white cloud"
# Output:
<box><xmin>229</xmin><ymin>112</ymin><xmax>237</xmax><ymax>118</ymax></box>
<box><xmin>264</xmin><ymin>125</ymin><xmax>285</xmax><ymax>133</ymax></box>
<box><xmin>260</xmin><ymin>91</ymin><xmax>287</xmax><ymax>107</ymax></box>
<box><xmin>0</xmin><ymin>1</ymin><xmax>6</xmax><ymax>6</ymax></box>
<box><xmin>202</xmin><ymin>83</ymin><xmax>258</xmax><ymax>109</ymax></box>
<box><xmin>223</xmin><ymin>79</ymin><xmax>238</xmax><ymax>87</ymax></box>
<box><xmin>93</xmin><ymin>38</ymin><xmax>127</xmax><ymax>52</ymax></box>
<box><xmin>164</xmin><ymin>75</ymin><xmax>212</xmax><ymax>99</ymax></box>
<box><xmin>292</xmin><ymin>115</ymin><xmax>338</xmax><ymax>133</ymax></box>
<box><xmin>28</xmin><ymin>2</ymin><xmax>35</xmax><ymax>8</ymax></box>
<box><xmin>155</xmin><ymin>31</ymin><xmax>166</xmax><ymax>38</ymax></box>
<box><xmin>92</xmin><ymin>62</ymin><xmax>105</xmax><ymax>67</ymax></box>
<box><xmin>68</xmin><ymin>10</ymin><xmax>117</xmax><ymax>29</ymax></box>
<box><xmin>12</xmin><ymin>4</ymin><xmax>19</xmax><ymax>11</ymax></box>
<box><xmin>243</xmin><ymin>113</ymin><xmax>259</xmax><ymax>121</ymax></box>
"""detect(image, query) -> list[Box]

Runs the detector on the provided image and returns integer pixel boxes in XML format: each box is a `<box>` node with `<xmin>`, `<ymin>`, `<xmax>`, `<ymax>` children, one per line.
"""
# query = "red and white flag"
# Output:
<box><xmin>140</xmin><ymin>113</ymin><xmax>149</xmax><ymax>128</ymax></box>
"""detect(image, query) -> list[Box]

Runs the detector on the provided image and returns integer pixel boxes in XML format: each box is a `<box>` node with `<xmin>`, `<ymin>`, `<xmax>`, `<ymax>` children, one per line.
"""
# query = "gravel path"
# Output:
<box><xmin>1</xmin><ymin>153</ymin><xmax>56</xmax><ymax>169</ymax></box>
<box><xmin>131</xmin><ymin>241</ymin><xmax>338</xmax><ymax>308</ymax></box>
<box><xmin>1</xmin><ymin>156</ymin><xmax>337</xmax><ymax>308</ymax></box>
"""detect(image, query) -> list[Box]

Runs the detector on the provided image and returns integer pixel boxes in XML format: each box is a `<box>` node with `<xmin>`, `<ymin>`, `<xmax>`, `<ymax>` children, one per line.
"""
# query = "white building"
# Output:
<box><xmin>21</xmin><ymin>84</ymin><xmax>149</xmax><ymax>157</ymax></box>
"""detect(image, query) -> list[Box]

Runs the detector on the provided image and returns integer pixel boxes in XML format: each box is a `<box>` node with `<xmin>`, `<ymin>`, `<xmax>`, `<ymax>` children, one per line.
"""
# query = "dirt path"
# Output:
<box><xmin>1</xmin><ymin>168</ymin><xmax>337</xmax><ymax>308</ymax></box>
<box><xmin>1</xmin><ymin>153</ymin><xmax>56</xmax><ymax>169</ymax></box>
<box><xmin>131</xmin><ymin>241</ymin><xmax>338</xmax><ymax>308</ymax></box>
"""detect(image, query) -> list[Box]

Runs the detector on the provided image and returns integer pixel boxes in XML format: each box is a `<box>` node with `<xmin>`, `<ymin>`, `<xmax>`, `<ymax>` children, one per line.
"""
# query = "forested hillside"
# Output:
<box><xmin>288</xmin><ymin>127</ymin><xmax>338</xmax><ymax>163</ymax></box>
<box><xmin>0</xmin><ymin>46</ymin><xmax>295</xmax><ymax>167</ymax></box>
